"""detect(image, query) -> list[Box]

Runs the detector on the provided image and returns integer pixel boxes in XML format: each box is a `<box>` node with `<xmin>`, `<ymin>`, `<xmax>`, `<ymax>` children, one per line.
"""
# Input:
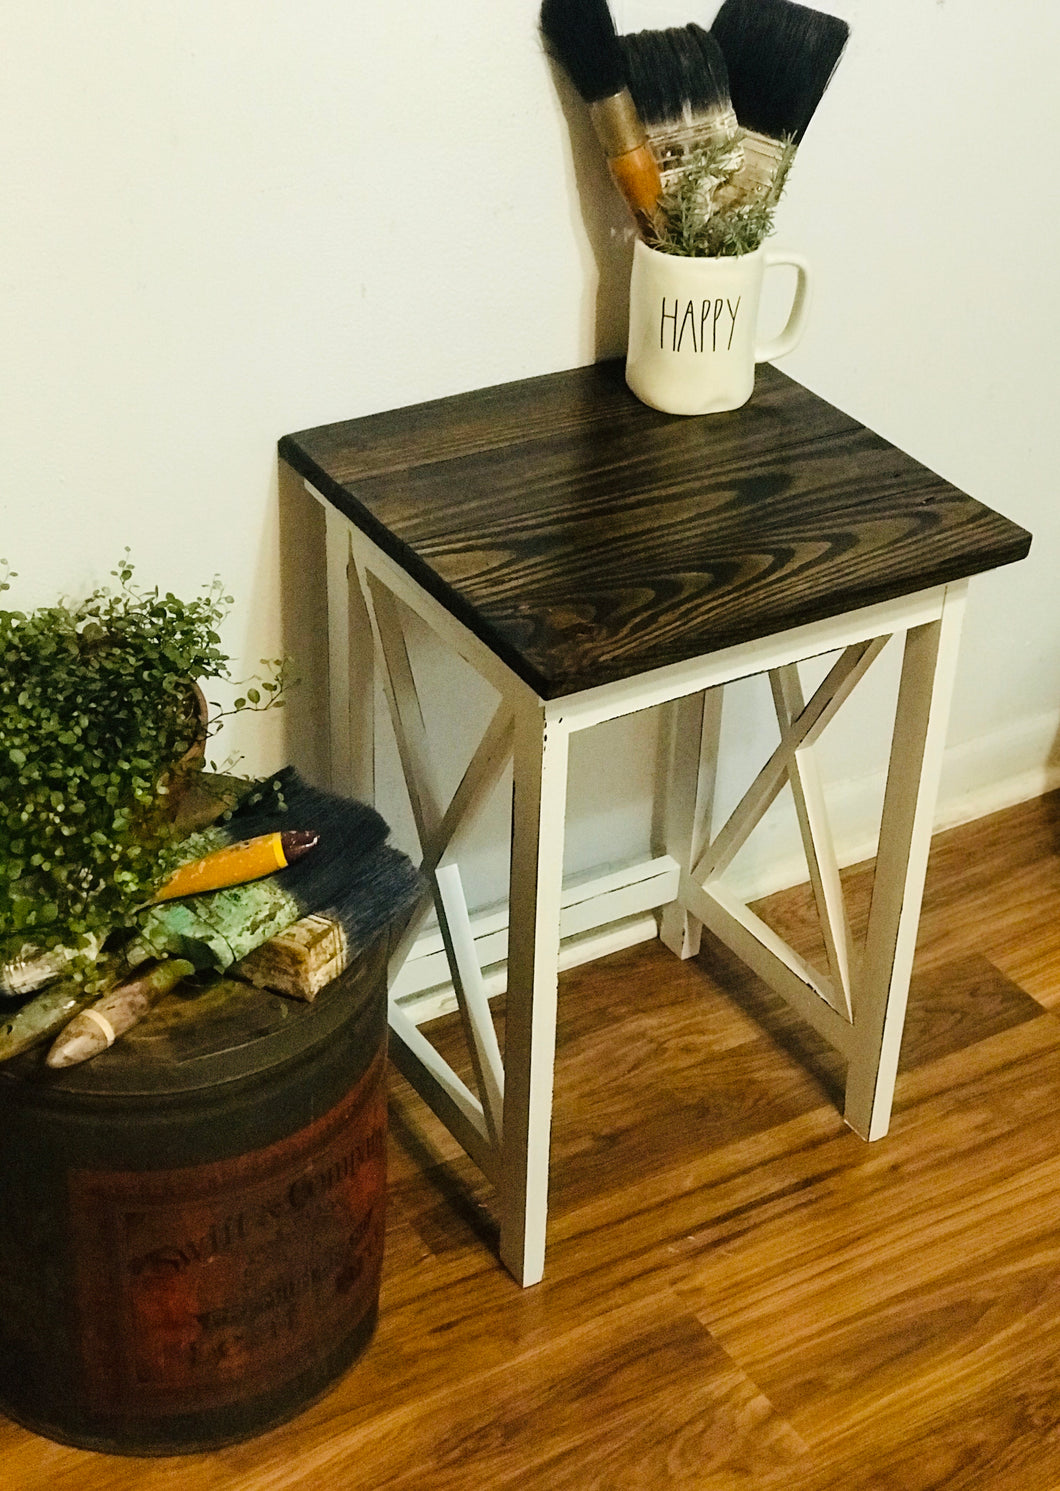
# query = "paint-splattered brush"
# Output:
<box><xmin>620</xmin><ymin>23</ymin><xmax>741</xmax><ymax>233</ymax></box>
<box><xmin>129</xmin><ymin>768</ymin><xmax>422</xmax><ymax>975</ymax></box>
<box><xmin>0</xmin><ymin>973</ymin><xmax>114</xmax><ymax>1063</ymax></box>
<box><xmin>540</xmin><ymin>0</ymin><xmax>662</xmax><ymax>234</ymax></box>
<box><xmin>709</xmin><ymin>0</ymin><xmax>849</xmax><ymax>204</ymax></box>
<box><xmin>0</xmin><ymin>936</ymin><xmax>105</xmax><ymax>999</ymax></box>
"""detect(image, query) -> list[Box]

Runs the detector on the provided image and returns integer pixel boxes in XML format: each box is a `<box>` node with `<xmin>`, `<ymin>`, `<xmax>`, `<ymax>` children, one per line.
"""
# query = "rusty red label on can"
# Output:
<box><xmin>68</xmin><ymin>1051</ymin><xmax>386</xmax><ymax>1415</ymax></box>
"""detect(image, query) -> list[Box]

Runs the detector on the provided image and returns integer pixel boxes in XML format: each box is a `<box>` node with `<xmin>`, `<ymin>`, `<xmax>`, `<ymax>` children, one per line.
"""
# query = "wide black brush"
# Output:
<box><xmin>130</xmin><ymin>768</ymin><xmax>422</xmax><ymax>973</ymax></box>
<box><xmin>540</xmin><ymin>0</ymin><xmax>662</xmax><ymax>233</ymax></box>
<box><xmin>621</xmin><ymin>24</ymin><xmax>739</xmax><ymax>221</ymax></box>
<box><xmin>709</xmin><ymin>0</ymin><xmax>849</xmax><ymax>203</ymax></box>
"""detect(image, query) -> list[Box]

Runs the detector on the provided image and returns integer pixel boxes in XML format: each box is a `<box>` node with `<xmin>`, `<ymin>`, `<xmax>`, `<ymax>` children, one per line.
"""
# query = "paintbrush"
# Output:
<box><xmin>540</xmin><ymin>0</ymin><xmax>662</xmax><ymax>234</ymax></box>
<box><xmin>709</xmin><ymin>0</ymin><xmax>849</xmax><ymax>205</ymax></box>
<box><xmin>149</xmin><ymin>829</ymin><xmax>320</xmax><ymax>903</ymax></box>
<box><xmin>0</xmin><ymin>935</ymin><xmax>106</xmax><ymax>999</ymax></box>
<box><xmin>128</xmin><ymin>768</ymin><xmax>421</xmax><ymax>975</ymax></box>
<box><xmin>0</xmin><ymin>774</ymin><xmax>259</xmax><ymax>999</ymax></box>
<box><xmin>45</xmin><ymin>959</ymin><xmax>195</xmax><ymax>1068</ymax></box>
<box><xmin>620</xmin><ymin>23</ymin><xmax>741</xmax><ymax>231</ymax></box>
<box><xmin>0</xmin><ymin>974</ymin><xmax>114</xmax><ymax>1064</ymax></box>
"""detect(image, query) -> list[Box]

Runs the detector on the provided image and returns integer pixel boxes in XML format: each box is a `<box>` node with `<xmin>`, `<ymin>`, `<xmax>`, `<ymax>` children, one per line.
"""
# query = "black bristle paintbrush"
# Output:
<box><xmin>709</xmin><ymin>0</ymin><xmax>849</xmax><ymax>205</ymax></box>
<box><xmin>540</xmin><ymin>0</ymin><xmax>662</xmax><ymax>234</ymax></box>
<box><xmin>42</xmin><ymin>772</ymin><xmax>424</xmax><ymax>1065</ymax></box>
<box><xmin>128</xmin><ymin>768</ymin><xmax>422</xmax><ymax>974</ymax></box>
<box><xmin>0</xmin><ymin>770</ymin><xmax>422</xmax><ymax>1062</ymax></box>
<box><xmin>620</xmin><ymin>24</ymin><xmax>739</xmax><ymax>216</ymax></box>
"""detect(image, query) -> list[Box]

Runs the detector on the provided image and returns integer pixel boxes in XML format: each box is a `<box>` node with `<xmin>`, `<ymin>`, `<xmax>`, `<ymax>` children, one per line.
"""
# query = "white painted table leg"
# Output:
<box><xmin>659</xmin><ymin>688</ymin><xmax>722</xmax><ymax>959</ymax></box>
<box><xmin>771</xmin><ymin>665</ymin><xmax>854</xmax><ymax>1019</ymax></box>
<box><xmin>324</xmin><ymin>505</ymin><xmax>375</xmax><ymax>802</ymax></box>
<box><xmin>498</xmin><ymin>704</ymin><xmax>570</xmax><ymax>1287</ymax></box>
<box><xmin>844</xmin><ymin>582</ymin><xmax>967</xmax><ymax>1139</ymax></box>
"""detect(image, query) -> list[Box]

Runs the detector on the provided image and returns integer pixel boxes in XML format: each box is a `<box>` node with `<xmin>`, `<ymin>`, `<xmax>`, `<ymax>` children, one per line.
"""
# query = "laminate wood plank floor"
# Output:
<box><xmin>4</xmin><ymin>790</ymin><xmax>1060</xmax><ymax>1489</ymax></box>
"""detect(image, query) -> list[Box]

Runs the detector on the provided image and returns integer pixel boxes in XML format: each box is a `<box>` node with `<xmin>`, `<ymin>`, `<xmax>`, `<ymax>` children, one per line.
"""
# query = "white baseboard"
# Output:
<box><xmin>935</xmin><ymin>709</ymin><xmax>1060</xmax><ymax>829</ymax></box>
<box><xmin>393</xmin><ymin>711</ymin><xmax>1060</xmax><ymax>1026</ymax></box>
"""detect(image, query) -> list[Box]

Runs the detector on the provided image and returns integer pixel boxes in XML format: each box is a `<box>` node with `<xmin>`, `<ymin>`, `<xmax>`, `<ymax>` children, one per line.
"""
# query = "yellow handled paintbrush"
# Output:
<box><xmin>149</xmin><ymin>830</ymin><xmax>319</xmax><ymax>903</ymax></box>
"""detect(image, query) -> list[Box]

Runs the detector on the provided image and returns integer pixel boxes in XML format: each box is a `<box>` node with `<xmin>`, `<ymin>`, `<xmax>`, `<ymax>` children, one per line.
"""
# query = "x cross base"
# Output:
<box><xmin>319</xmin><ymin>500</ymin><xmax>964</xmax><ymax>1286</ymax></box>
<box><xmin>281</xmin><ymin>358</ymin><xmax>1028</xmax><ymax>1288</ymax></box>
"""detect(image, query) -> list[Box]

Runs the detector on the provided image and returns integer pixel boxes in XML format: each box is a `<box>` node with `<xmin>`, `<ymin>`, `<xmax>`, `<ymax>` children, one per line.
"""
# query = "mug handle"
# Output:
<box><xmin>755</xmin><ymin>252</ymin><xmax>812</xmax><ymax>364</ymax></box>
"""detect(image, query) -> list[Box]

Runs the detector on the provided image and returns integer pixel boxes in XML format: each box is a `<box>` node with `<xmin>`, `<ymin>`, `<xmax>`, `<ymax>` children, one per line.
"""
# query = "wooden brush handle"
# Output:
<box><xmin>46</xmin><ymin>958</ymin><xmax>196</xmax><ymax>1068</ymax></box>
<box><xmin>607</xmin><ymin>143</ymin><xmax>662</xmax><ymax>229</ymax></box>
<box><xmin>588</xmin><ymin>91</ymin><xmax>662</xmax><ymax>233</ymax></box>
<box><xmin>151</xmin><ymin>831</ymin><xmax>318</xmax><ymax>903</ymax></box>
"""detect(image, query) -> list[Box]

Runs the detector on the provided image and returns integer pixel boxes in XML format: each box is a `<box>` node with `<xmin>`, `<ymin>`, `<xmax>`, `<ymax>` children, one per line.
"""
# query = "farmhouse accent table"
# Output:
<box><xmin>280</xmin><ymin>360</ymin><xmax>1030</xmax><ymax>1287</ymax></box>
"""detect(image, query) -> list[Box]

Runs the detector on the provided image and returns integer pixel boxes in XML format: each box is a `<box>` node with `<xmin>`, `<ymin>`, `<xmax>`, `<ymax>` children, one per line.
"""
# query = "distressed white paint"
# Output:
<box><xmin>327</xmin><ymin>484</ymin><xmax>968</xmax><ymax>1281</ymax></box>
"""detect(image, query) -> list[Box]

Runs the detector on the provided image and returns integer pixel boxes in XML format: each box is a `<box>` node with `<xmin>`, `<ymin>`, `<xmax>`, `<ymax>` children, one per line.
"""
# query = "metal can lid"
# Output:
<box><xmin>0</xmin><ymin>940</ymin><xmax>387</xmax><ymax>1100</ymax></box>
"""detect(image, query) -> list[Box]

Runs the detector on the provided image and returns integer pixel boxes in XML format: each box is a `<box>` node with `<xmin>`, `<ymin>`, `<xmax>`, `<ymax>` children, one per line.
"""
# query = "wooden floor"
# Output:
<box><xmin>4</xmin><ymin>791</ymin><xmax>1060</xmax><ymax>1488</ymax></box>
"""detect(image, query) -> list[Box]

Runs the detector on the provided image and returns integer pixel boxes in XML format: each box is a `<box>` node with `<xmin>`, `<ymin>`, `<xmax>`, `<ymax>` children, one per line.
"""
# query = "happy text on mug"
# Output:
<box><xmin>659</xmin><ymin>296</ymin><xmax>742</xmax><ymax>354</ymax></box>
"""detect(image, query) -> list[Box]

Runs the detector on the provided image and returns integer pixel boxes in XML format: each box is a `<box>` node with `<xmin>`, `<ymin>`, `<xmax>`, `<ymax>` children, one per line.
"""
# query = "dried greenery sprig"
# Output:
<box><xmin>648</xmin><ymin>131</ymin><xmax>798</xmax><ymax>258</ymax></box>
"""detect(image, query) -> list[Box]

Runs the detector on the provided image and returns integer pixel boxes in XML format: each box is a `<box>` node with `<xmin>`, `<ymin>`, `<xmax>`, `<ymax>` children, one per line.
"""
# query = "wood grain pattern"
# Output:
<box><xmin>279</xmin><ymin>362</ymin><xmax>1031</xmax><ymax>697</ymax></box>
<box><xmin>4</xmin><ymin>791</ymin><xmax>1060</xmax><ymax>1486</ymax></box>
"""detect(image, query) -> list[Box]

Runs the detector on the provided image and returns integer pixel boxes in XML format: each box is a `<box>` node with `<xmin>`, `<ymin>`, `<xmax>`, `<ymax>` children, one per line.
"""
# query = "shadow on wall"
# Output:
<box><xmin>544</xmin><ymin>57</ymin><xmax>637</xmax><ymax>362</ymax></box>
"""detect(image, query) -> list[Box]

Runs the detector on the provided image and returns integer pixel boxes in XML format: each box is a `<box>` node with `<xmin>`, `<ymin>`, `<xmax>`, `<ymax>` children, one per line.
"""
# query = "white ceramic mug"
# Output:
<box><xmin>625</xmin><ymin>239</ymin><xmax>812</xmax><ymax>416</ymax></box>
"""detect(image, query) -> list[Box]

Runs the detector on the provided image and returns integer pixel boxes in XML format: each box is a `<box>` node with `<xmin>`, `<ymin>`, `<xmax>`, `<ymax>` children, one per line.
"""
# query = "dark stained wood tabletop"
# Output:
<box><xmin>279</xmin><ymin>361</ymin><xmax>1031</xmax><ymax>700</ymax></box>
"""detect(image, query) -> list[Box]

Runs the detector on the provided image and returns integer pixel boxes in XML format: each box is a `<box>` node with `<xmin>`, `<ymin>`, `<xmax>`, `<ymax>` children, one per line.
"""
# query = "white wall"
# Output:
<box><xmin>3</xmin><ymin>1</ymin><xmax>1058</xmax><ymax>905</ymax></box>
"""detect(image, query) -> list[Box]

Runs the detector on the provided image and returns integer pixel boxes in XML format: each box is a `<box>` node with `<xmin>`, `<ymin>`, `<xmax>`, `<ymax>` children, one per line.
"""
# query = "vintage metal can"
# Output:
<box><xmin>0</xmin><ymin>940</ymin><xmax>388</xmax><ymax>1455</ymax></box>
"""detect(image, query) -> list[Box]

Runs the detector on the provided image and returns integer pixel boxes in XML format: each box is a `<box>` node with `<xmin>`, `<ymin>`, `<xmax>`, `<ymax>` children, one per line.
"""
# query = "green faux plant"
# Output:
<box><xmin>0</xmin><ymin>554</ymin><xmax>286</xmax><ymax>975</ymax></box>
<box><xmin>649</xmin><ymin>131</ymin><xmax>798</xmax><ymax>258</ymax></box>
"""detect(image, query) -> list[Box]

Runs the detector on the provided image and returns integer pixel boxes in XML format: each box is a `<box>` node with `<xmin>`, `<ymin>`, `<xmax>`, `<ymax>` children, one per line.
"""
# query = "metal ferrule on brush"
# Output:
<box><xmin>589</xmin><ymin>88</ymin><xmax>648</xmax><ymax>156</ymax></box>
<box><xmin>714</xmin><ymin>129</ymin><xmax>785</xmax><ymax>207</ymax></box>
<box><xmin>587</xmin><ymin>89</ymin><xmax>662</xmax><ymax>231</ymax></box>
